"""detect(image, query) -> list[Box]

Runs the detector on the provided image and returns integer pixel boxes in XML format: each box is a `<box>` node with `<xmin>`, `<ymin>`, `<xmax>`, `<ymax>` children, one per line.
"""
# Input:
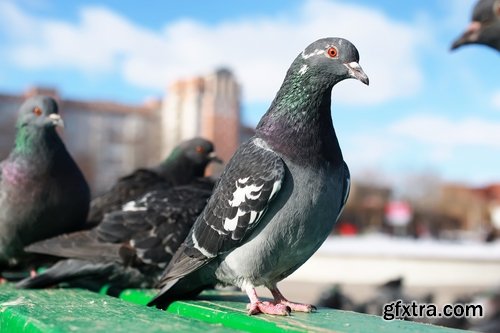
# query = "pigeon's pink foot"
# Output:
<box><xmin>247</xmin><ymin>301</ymin><xmax>291</xmax><ymax>316</ymax></box>
<box><xmin>0</xmin><ymin>277</ymin><xmax>6</xmax><ymax>284</ymax></box>
<box><xmin>30</xmin><ymin>269</ymin><xmax>37</xmax><ymax>278</ymax></box>
<box><xmin>279</xmin><ymin>300</ymin><xmax>316</xmax><ymax>313</ymax></box>
<box><xmin>270</xmin><ymin>286</ymin><xmax>317</xmax><ymax>313</ymax></box>
<box><xmin>245</xmin><ymin>287</ymin><xmax>291</xmax><ymax>316</ymax></box>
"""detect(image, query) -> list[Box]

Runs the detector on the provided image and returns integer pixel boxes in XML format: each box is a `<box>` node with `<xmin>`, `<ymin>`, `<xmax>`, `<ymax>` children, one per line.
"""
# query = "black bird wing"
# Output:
<box><xmin>337</xmin><ymin>161</ymin><xmax>350</xmax><ymax>220</ymax></box>
<box><xmin>25</xmin><ymin>180</ymin><xmax>214</xmax><ymax>270</ymax></box>
<box><xmin>87</xmin><ymin>169</ymin><xmax>171</xmax><ymax>225</ymax></box>
<box><xmin>156</xmin><ymin>138</ymin><xmax>285</xmax><ymax>286</ymax></box>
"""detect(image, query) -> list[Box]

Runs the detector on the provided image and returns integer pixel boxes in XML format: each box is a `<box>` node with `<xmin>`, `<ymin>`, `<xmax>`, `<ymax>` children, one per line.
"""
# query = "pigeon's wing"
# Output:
<box><xmin>25</xmin><ymin>230</ymin><xmax>123</xmax><ymax>262</ymax></box>
<box><xmin>336</xmin><ymin>162</ymin><xmax>350</xmax><ymax>220</ymax></box>
<box><xmin>28</xmin><ymin>182</ymin><xmax>213</xmax><ymax>270</ymax></box>
<box><xmin>25</xmin><ymin>198</ymin><xmax>158</xmax><ymax>265</ymax></box>
<box><xmin>157</xmin><ymin>138</ymin><xmax>285</xmax><ymax>283</ymax></box>
<box><xmin>99</xmin><ymin>184</ymin><xmax>213</xmax><ymax>269</ymax></box>
<box><xmin>87</xmin><ymin>169</ymin><xmax>170</xmax><ymax>225</ymax></box>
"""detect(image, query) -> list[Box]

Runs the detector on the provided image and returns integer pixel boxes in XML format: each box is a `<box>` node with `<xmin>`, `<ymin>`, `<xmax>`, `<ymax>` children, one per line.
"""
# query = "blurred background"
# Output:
<box><xmin>0</xmin><ymin>0</ymin><xmax>499</xmax><ymax>330</ymax></box>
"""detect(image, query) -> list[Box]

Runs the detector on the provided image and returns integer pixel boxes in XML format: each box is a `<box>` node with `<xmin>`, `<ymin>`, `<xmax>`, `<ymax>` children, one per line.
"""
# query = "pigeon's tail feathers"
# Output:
<box><xmin>146</xmin><ymin>278</ymin><xmax>180</xmax><ymax>307</ymax></box>
<box><xmin>147</xmin><ymin>273</ymin><xmax>212</xmax><ymax>309</ymax></box>
<box><xmin>16</xmin><ymin>259</ymin><xmax>113</xmax><ymax>289</ymax></box>
<box><xmin>154</xmin><ymin>244</ymin><xmax>210</xmax><ymax>289</ymax></box>
<box><xmin>148</xmin><ymin>248</ymin><xmax>214</xmax><ymax>309</ymax></box>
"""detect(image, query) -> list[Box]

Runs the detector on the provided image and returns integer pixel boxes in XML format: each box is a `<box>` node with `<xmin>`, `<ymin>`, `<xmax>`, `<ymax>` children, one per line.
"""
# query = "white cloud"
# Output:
<box><xmin>492</xmin><ymin>91</ymin><xmax>500</xmax><ymax>109</ymax></box>
<box><xmin>390</xmin><ymin>114</ymin><xmax>500</xmax><ymax>149</ymax></box>
<box><xmin>343</xmin><ymin>133</ymin><xmax>403</xmax><ymax>168</ymax></box>
<box><xmin>0</xmin><ymin>0</ymin><xmax>427</xmax><ymax>105</ymax></box>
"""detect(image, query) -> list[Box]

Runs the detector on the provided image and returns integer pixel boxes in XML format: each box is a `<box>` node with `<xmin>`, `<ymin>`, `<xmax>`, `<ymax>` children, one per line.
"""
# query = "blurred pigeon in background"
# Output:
<box><xmin>87</xmin><ymin>137</ymin><xmax>221</xmax><ymax>226</ymax></box>
<box><xmin>451</xmin><ymin>0</ymin><xmax>500</xmax><ymax>51</ymax></box>
<box><xmin>148</xmin><ymin>37</ymin><xmax>369</xmax><ymax>316</ymax></box>
<box><xmin>17</xmin><ymin>178</ymin><xmax>214</xmax><ymax>292</ymax></box>
<box><xmin>316</xmin><ymin>284</ymin><xmax>363</xmax><ymax>312</ymax></box>
<box><xmin>0</xmin><ymin>96</ymin><xmax>90</xmax><ymax>273</ymax></box>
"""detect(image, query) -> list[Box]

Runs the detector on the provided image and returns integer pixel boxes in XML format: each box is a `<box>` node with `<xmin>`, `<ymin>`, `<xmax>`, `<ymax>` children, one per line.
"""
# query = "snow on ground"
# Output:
<box><xmin>319</xmin><ymin>234</ymin><xmax>500</xmax><ymax>261</ymax></box>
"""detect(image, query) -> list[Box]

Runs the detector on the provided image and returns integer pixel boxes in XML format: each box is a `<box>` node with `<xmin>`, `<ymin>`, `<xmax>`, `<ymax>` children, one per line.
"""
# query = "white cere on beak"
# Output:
<box><xmin>346</xmin><ymin>62</ymin><xmax>361</xmax><ymax>70</ymax></box>
<box><xmin>48</xmin><ymin>114</ymin><xmax>64</xmax><ymax>128</ymax></box>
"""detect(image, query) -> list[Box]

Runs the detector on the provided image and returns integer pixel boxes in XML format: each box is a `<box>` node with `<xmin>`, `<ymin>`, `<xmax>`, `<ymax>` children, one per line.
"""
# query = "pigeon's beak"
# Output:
<box><xmin>451</xmin><ymin>21</ymin><xmax>481</xmax><ymax>50</ymax></box>
<box><xmin>208</xmin><ymin>152</ymin><xmax>223</xmax><ymax>164</ymax></box>
<box><xmin>344</xmin><ymin>62</ymin><xmax>369</xmax><ymax>85</ymax></box>
<box><xmin>48</xmin><ymin>113</ymin><xmax>64</xmax><ymax>128</ymax></box>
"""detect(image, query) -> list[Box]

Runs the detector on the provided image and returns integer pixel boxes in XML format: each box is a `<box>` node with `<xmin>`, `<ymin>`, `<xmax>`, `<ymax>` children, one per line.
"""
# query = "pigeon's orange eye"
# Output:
<box><xmin>33</xmin><ymin>107</ymin><xmax>42</xmax><ymax>116</ymax></box>
<box><xmin>326</xmin><ymin>47</ymin><xmax>338</xmax><ymax>58</ymax></box>
<box><xmin>196</xmin><ymin>146</ymin><xmax>205</xmax><ymax>154</ymax></box>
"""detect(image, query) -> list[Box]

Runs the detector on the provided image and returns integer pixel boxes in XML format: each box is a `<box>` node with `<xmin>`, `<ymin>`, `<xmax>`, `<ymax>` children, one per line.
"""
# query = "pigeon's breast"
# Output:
<box><xmin>2</xmin><ymin>162</ymin><xmax>30</xmax><ymax>187</ymax></box>
<box><xmin>217</xmin><ymin>160</ymin><xmax>347</xmax><ymax>287</ymax></box>
<box><xmin>1</xmin><ymin>162</ymin><xmax>43</xmax><ymax>203</ymax></box>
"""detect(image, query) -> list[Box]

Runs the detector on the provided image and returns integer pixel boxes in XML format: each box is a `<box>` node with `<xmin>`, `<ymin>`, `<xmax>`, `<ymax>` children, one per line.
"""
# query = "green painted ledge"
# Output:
<box><xmin>0</xmin><ymin>285</ymin><xmax>241</xmax><ymax>333</ymax></box>
<box><xmin>118</xmin><ymin>289</ymin><xmax>473</xmax><ymax>333</ymax></box>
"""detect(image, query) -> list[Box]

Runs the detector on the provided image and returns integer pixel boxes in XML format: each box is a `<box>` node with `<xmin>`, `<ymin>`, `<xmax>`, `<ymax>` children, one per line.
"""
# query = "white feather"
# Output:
<box><xmin>228</xmin><ymin>183</ymin><xmax>264</xmax><ymax>207</ymax></box>
<box><xmin>122</xmin><ymin>201</ymin><xmax>146</xmax><ymax>212</ymax></box>
<box><xmin>192</xmin><ymin>233</ymin><xmax>215</xmax><ymax>258</ymax></box>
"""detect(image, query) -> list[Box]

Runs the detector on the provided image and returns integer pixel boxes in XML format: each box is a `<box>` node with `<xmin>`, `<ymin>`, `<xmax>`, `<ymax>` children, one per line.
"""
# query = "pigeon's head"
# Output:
<box><xmin>292</xmin><ymin>37</ymin><xmax>369</xmax><ymax>87</ymax></box>
<box><xmin>17</xmin><ymin>95</ymin><xmax>64</xmax><ymax>129</ymax></box>
<box><xmin>451</xmin><ymin>0</ymin><xmax>500</xmax><ymax>51</ymax></box>
<box><xmin>176</xmin><ymin>137</ymin><xmax>222</xmax><ymax>167</ymax></box>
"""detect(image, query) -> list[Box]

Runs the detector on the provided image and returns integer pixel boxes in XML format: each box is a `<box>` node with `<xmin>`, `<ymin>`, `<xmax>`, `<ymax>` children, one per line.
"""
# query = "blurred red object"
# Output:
<box><xmin>338</xmin><ymin>222</ymin><xmax>358</xmax><ymax>235</ymax></box>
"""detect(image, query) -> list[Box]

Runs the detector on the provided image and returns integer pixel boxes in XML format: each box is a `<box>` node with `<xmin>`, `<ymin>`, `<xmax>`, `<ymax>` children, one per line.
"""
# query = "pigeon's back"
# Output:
<box><xmin>87</xmin><ymin>169</ymin><xmax>171</xmax><ymax>226</ymax></box>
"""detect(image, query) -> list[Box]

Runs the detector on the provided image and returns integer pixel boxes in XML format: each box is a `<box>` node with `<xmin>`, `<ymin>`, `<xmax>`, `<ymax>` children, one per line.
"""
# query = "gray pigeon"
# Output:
<box><xmin>0</xmin><ymin>96</ymin><xmax>90</xmax><ymax>271</ymax></box>
<box><xmin>148</xmin><ymin>37</ymin><xmax>369</xmax><ymax>315</ymax></box>
<box><xmin>87</xmin><ymin>138</ymin><xmax>221</xmax><ymax>226</ymax></box>
<box><xmin>451</xmin><ymin>0</ymin><xmax>500</xmax><ymax>51</ymax></box>
<box><xmin>16</xmin><ymin>178</ymin><xmax>214</xmax><ymax>292</ymax></box>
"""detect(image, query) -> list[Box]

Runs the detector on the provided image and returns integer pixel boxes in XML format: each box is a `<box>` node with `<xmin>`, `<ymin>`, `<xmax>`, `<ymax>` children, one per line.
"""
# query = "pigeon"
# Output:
<box><xmin>16</xmin><ymin>178</ymin><xmax>214</xmax><ymax>292</ymax></box>
<box><xmin>147</xmin><ymin>37</ymin><xmax>369</xmax><ymax>316</ymax></box>
<box><xmin>0</xmin><ymin>96</ymin><xmax>90</xmax><ymax>271</ymax></box>
<box><xmin>451</xmin><ymin>0</ymin><xmax>500</xmax><ymax>52</ymax></box>
<box><xmin>87</xmin><ymin>138</ymin><xmax>221</xmax><ymax>226</ymax></box>
<box><xmin>316</xmin><ymin>284</ymin><xmax>359</xmax><ymax>311</ymax></box>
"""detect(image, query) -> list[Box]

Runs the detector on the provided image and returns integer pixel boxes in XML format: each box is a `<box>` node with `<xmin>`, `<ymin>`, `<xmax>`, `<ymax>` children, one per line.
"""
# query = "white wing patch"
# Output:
<box><xmin>223</xmin><ymin>179</ymin><xmax>266</xmax><ymax>231</ymax></box>
<box><xmin>192</xmin><ymin>233</ymin><xmax>216</xmax><ymax>258</ymax></box>
<box><xmin>336</xmin><ymin>167</ymin><xmax>351</xmax><ymax>222</ymax></box>
<box><xmin>228</xmin><ymin>180</ymin><xmax>264</xmax><ymax>207</ymax></box>
<box><xmin>122</xmin><ymin>201</ymin><xmax>147</xmax><ymax>212</ymax></box>
<box><xmin>223</xmin><ymin>209</ymin><xmax>245</xmax><ymax>231</ymax></box>
<box><xmin>270</xmin><ymin>179</ymin><xmax>281</xmax><ymax>200</ymax></box>
<box><xmin>223</xmin><ymin>178</ymin><xmax>282</xmax><ymax>232</ymax></box>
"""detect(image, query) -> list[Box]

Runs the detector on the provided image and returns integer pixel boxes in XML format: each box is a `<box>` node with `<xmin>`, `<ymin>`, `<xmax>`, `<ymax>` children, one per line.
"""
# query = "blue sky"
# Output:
<box><xmin>0</xmin><ymin>0</ymin><xmax>499</xmax><ymax>188</ymax></box>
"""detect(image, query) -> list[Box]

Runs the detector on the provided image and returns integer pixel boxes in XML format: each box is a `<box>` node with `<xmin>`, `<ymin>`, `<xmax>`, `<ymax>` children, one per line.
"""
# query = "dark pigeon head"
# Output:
<box><xmin>451</xmin><ymin>0</ymin><xmax>500</xmax><ymax>51</ymax></box>
<box><xmin>17</xmin><ymin>95</ymin><xmax>64</xmax><ymax>130</ymax></box>
<box><xmin>289</xmin><ymin>37</ymin><xmax>369</xmax><ymax>87</ymax></box>
<box><xmin>174</xmin><ymin>137</ymin><xmax>222</xmax><ymax>167</ymax></box>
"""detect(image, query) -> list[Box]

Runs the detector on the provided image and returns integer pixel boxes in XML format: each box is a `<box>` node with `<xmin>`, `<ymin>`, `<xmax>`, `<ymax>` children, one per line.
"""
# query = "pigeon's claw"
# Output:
<box><xmin>245</xmin><ymin>286</ymin><xmax>291</xmax><ymax>316</ymax></box>
<box><xmin>246</xmin><ymin>301</ymin><xmax>291</xmax><ymax>316</ymax></box>
<box><xmin>279</xmin><ymin>300</ymin><xmax>317</xmax><ymax>313</ymax></box>
<box><xmin>270</xmin><ymin>286</ymin><xmax>317</xmax><ymax>313</ymax></box>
